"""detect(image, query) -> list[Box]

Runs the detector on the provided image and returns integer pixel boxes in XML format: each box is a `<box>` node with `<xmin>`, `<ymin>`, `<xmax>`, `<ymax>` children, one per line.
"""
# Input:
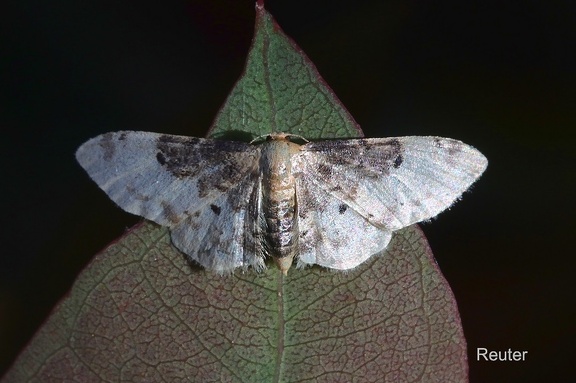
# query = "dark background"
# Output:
<box><xmin>1</xmin><ymin>0</ymin><xmax>574</xmax><ymax>381</ymax></box>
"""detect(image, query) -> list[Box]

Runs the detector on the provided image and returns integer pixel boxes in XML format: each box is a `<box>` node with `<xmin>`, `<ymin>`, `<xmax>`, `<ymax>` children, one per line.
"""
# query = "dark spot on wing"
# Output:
<box><xmin>139</xmin><ymin>195</ymin><xmax>151</xmax><ymax>202</ymax></box>
<box><xmin>161</xmin><ymin>201</ymin><xmax>179</xmax><ymax>224</ymax></box>
<box><xmin>317</xmin><ymin>163</ymin><xmax>332</xmax><ymax>177</ymax></box>
<box><xmin>210</xmin><ymin>204</ymin><xmax>221</xmax><ymax>215</ymax></box>
<box><xmin>393</xmin><ymin>153</ymin><xmax>403</xmax><ymax>168</ymax></box>
<box><xmin>435</xmin><ymin>138</ymin><xmax>462</xmax><ymax>156</ymax></box>
<box><xmin>175</xmin><ymin>168</ymin><xmax>194</xmax><ymax>178</ymax></box>
<box><xmin>348</xmin><ymin>184</ymin><xmax>359</xmax><ymax>199</ymax></box>
<box><xmin>99</xmin><ymin>132</ymin><xmax>116</xmax><ymax>161</ymax></box>
<box><xmin>386</xmin><ymin>139</ymin><xmax>403</xmax><ymax>165</ymax></box>
<box><xmin>126</xmin><ymin>185</ymin><xmax>151</xmax><ymax>202</ymax></box>
<box><xmin>360</xmin><ymin>138</ymin><xmax>404</xmax><ymax>174</ymax></box>
<box><xmin>411</xmin><ymin>199</ymin><xmax>422</xmax><ymax>207</ymax></box>
<box><xmin>448</xmin><ymin>142</ymin><xmax>463</xmax><ymax>156</ymax></box>
<box><xmin>119</xmin><ymin>132</ymin><xmax>127</xmax><ymax>141</ymax></box>
<box><xmin>156</xmin><ymin>152</ymin><xmax>167</xmax><ymax>165</ymax></box>
<box><xmin>185</xmin><ymin>214</ymin><xmax>201</xmax><ymax>231</ymax></box>
<box><xmin>338</xmin><ymin>203</ymin><xmax>348</xmax><ymax>214</ymax></box>
<box><xmin>196</xmin><ymin>184</ymin><xmax>209</xmax><ymax>199</ymax></box>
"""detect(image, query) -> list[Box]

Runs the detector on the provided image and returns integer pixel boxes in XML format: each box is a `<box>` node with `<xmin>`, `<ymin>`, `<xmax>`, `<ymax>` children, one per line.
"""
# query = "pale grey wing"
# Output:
<box><xmin>170</xmin><ymin>172</ymin><xmax>265</xmax><ymax>273</ymax></box>
<box><xmin>76</xmin><ymin>131</ymin><xmax>259</xmax><ymax>225</ymax></box>
<box><xmin>295</xmin><ymin>176</ymin><xmax>393</xmax><ymax>269</ymax></box>
<box><xmin>293</xmin><ymin>136</ymin><xmax>487</xmax><ymax>231</ymax></box>
<box><xmin>76</xmin><ymin>131</ymin><xmax>263</xmax><ymax>271</ymax></box>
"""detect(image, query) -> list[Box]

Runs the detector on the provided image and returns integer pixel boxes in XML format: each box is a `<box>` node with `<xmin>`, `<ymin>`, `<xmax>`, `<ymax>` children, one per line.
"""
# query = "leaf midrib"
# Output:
<box><xmin>274</xmin><ymin>272</ymin><xmax>286</xmax><ymax>383</ymax></box>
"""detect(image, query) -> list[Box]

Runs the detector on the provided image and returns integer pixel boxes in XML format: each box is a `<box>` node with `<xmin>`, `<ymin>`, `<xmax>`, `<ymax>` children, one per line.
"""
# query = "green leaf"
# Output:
<box><xmin>3</xmin><ymin>4</ymin><xmax>467</xmax><ymax>383</ymax></box>
<box><xmin>2</xmin><ymin>224</ymin><xmax>466</xmax><ymax>382</ymax></box>
<box><xmin>207</xmin><ymin>3</ymin><xmax>362</xmax><ymax>140</ymax></box>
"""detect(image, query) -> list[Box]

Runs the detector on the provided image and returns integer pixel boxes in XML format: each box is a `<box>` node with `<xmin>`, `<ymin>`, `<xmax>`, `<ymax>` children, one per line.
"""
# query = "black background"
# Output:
<box><xmin>1</xmin><ymin>0</ymin><xmax>574</xmax><ymax>381</ymax></box>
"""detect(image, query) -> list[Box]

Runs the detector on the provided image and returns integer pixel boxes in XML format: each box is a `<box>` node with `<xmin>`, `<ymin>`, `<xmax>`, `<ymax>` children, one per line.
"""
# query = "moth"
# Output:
<box><xmin>76</xmin><ymin>132</ymin><xmax>487</xmax><ymax>274</ymax></box>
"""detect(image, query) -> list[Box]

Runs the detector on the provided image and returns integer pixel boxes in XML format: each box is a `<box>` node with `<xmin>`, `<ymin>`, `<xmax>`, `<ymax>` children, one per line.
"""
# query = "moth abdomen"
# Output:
<box><xmin>262</xmin><ymin>181</ymin><xmax>298</xmax><ymax>270</ymax></box>
<box><xmin>259</xmin><ymin>136</ymin><xmax>301</xmax><ymax>274</ymax></box>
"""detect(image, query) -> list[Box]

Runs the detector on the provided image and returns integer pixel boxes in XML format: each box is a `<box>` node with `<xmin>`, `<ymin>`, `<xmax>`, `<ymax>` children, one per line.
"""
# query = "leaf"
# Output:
<box><xmin>208</xmin><ymin>2</ymin><xmax>362</xmax><ymax>141</ymax></box>
<box><xmin>3</xmin><ymin>3</ymin><xmax>467</xmax><ymax>383</ymax></box>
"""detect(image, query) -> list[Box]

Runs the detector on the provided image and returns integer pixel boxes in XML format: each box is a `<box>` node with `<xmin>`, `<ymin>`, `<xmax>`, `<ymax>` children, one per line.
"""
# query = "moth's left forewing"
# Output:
<box><xmin>76</xmin><ymin>131</ymin><xmax>261</xmax><ymax>227</ymax></box>
<box><xmin>76</xmin><ymin>131</ymin><xmax>265</xmax><ymax>273</ymax></box>
<box><xmin>295</xmin><ymin>137</ymin><xmax>487</xmax><ymax>231</ymax></box>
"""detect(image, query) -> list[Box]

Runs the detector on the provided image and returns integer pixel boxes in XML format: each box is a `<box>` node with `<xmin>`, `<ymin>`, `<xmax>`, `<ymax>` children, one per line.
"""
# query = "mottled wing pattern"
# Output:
<box><xmin>170</xmin><ymin>174</ymin><xmax>264</xmax><ymax>272</ymax></box>
<box><xmin>76</xmin><ymin>131</ymin><xmax>262</xmax><ymax>272</ymax></box>
<box><xmin>292</xmin><ymin>136</ymin><xmax>487</xmax><ymax>268</ymax></box>
<box><xmin>294</xmin><ymin>176</ymin><xmax>393</xmax><ymax>269</ymax></box>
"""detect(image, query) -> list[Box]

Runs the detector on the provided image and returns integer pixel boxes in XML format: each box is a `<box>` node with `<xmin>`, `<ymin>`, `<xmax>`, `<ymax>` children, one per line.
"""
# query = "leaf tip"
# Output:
<box><xmin>256</xmin><ymin>0</ymin><xmax>265</xmax><ymax>12</ymax></box>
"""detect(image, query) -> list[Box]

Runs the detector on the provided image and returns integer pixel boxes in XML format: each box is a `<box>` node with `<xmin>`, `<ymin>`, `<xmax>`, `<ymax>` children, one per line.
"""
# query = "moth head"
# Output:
<box><xmin>250</xmin><ymin>132</ymin><xmax>309</xmax><ymax>145</ymax></box>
